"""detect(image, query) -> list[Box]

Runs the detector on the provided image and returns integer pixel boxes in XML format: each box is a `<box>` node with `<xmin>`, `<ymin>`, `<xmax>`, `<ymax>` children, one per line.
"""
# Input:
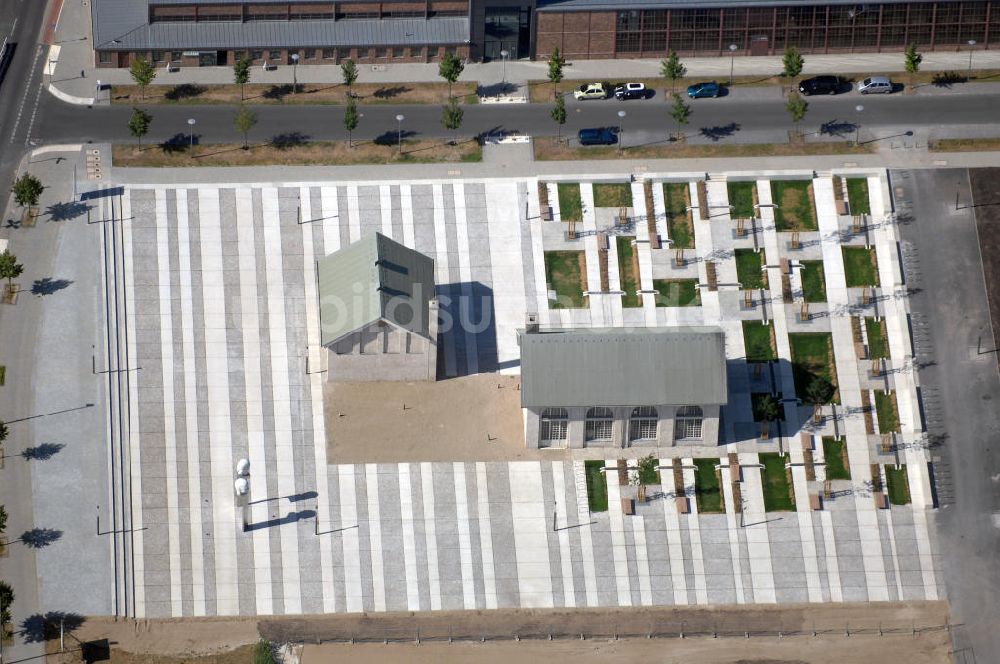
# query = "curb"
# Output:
<box><xmin>31</xmin><ymin>144</ymin><xmax>83</xmax><ymax>157</ymax></box>
<box><xmin>46</xmin><ymin>83</ymin><xmax>94</xmax><ymax>106</ymax></box>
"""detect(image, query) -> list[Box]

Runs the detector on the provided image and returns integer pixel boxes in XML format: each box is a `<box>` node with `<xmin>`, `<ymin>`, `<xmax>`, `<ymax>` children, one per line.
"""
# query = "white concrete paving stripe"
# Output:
<box><xmin>398</xmin><ymin>463</ymin><xmax>421</xmax><ymax>611</ymax></box>
<box><xmin>380</xmin><ymin>185</ymin><xmax>393</xmax><ymax>237</ymax></box>
<box><xmin>818</xmin><ymin>510</ymin><xmax>844</xmax><ymax>602</ymax></box>
<box><xmin>485</xmin><ymin>181</ymin><xmax>529</xmax><ymax>371</ymax></box>
<box><xmin>338</xmin><ymin>464</ymin><xmax>364</xmax><ymax>612</ymax></box>
<box><xmin>604</xmin><ymin>458</ymin><xmax>633</xmax><ymax>606</ymax></box>
<box><xmin>788</xmin><ymin>462</ymin><xmax>824</xmax><ymax>603</ymax></box>
<box><xmin>152</xmin><ymin>188</ymin><xmax>181</xmax><ymax>617</ymax></box>
<box><xmin>173</xmin><ymin>188</ymin><xmax>207</xmax><ymax>617</ymax></box>
<box><xmin>682</xmin><ymin>461</ymin><xmax>709</xmax><ymax>605</ymax></box>
<box><xmin>319</xmin><ymin>186</ymin><xmax>340</xmax><ymax>254</ymax></box>
<box><xmin>260</xmin><ymin>187</ymin><xmax>303</xmax><ymax>614</ymax></box>
<box><xmin>347</xmin><ymin>185</ymin><xmax>361</xmax><ymax>244</ymax></box>
<box><xmin>420</xmin><ymin>461</ymin><xmax>443</xmax><ymax>610</ymax></box>
<box><xmin>365</xmin><ymin>464</ymin><xmax>387</xmax><ymax>612</ymax></box>
<box><xmin>475</xmin><ymin>462</ymin><xmax>499</xmax><ymax>610</ymax></box>
<box><xmin>551</xmin><ymin>461</ymin><xmax>576</xmax><ymax>608</ymax></box>
<box><xmin>660</xmin><ymin>464</ymin><xmax>689</xmax><ymax>605</ymax></box>
<box><xmin>883</xmin><ymin>508</ymin><xmax>905</xmax><ymax>601</ymax></box>
<box><xmin>401</xmin><ymin>184</ymin><xmax>416</xmax><ymax>249</ymax></box>
<box><xmin>719</xmin><ymin>459</ymin><xmax>746</xmax><ymax>604</ymax></box>
<box><xmin>235</xmin><ymin>187</ymin><xmax>274</xmax><ymax>616</ymax></box>
<box><xmin>508</xmin><ymin>461</ymin><xmax>555</xmax><ymax>608</ymax></box>
<box><xmin>197</xmin><ymin>188</ymin><xmax>240</xmax><ymax>615</ymax></box>
<box><xmin>739</xmin><ymin>453</ymin><xmax>777</xmax><ymax>603</ymax></box>
<box><xmin>453</xmin><ymin>462</ymin><xmax>477</xmax><ymax>609</ymax></box>
<box><xmin>452</xmin><ymin>183</ymin><xmax>480</xmax><ymax>375</ymax></box>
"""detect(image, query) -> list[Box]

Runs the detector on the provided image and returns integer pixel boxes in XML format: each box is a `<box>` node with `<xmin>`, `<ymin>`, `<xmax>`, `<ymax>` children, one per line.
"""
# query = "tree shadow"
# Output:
<box><xmin>931</xmin><ymin>71</ymin><xmax>968</xmax><ymax>88</ymax></box>
<box><xmin>17</xmin><ymin>527</ymin><xmax>63</xmax><ymax>548</ymax></box>
<box><xmin>271</xmin><ymin>131</ymin><xmax>310</xmax><ymax>149</ymax></box>
<box><xmin>160</xmin><ymin>133</ymin><xmax>194</xmax><ymax>154</ymax></box>
<box><xmin>373</xmin><ymin>129</ymin><xmax>418</xmax><ymax>146</ymax></box>
<box><xmin>263</xmin><ymin>84</ymin><xmax>294</xmax><ymax>100</ymax></box>
<box><xmin>699</xmin><ymin>122</ymin><xmax>741</xmax><ymax>142</ymax></box>
<box><xmin>31</xmin><ymin>278</ymin><xmax>73</xmax><ymax>295</ymax></box>
<box><xmin>20</xmin><ymin>612</ymin><xmax>86</xmax><ymax>643</ymax></box>
<box><xmin>372</xmin><ymin>85</ymin><xmax>411</xmax><ymax>99</ymax></box>
<box><xmin>164</xmin><ymin>84</ymin><xmax>206</xmax><ymax>101</ymax></box>
<box><xmin>819</xmin><ymin>119</ymin><xmax>858</xmax><ymax>138</ymax></box>
<box><xmin>21</xmin><ymin>443</ymin><xmax>65</xmax><ymax>460</ymax></box>
<box><xmin>45</xmin><ymin>201</ymin><xmax>91</xmax><ymax>222</ymax></box>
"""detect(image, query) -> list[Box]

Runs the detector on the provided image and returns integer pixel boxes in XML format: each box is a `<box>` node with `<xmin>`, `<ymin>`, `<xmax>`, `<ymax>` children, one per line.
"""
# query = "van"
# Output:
<box><xmin>578</xmin><ymin>127</ymin><xmax>618</xmax><ymax>146</ymax></box>
<box><xmin>857</xmin><ymin>76</ymin><xmax>892</xmax><ymax>94</ymax></box>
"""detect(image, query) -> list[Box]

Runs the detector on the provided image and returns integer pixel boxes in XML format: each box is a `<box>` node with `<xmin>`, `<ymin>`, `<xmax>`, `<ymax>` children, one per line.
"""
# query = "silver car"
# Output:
<box><xmin>857</xmin><ymin>76</ymin><xmax>892</xmax><ymax>94</ymax></box>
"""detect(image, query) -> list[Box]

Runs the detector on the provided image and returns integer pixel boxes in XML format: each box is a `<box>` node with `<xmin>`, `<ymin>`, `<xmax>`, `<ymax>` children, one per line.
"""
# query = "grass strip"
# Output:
<box><xmin>694</xmin><ymin>458</ymin><xmax>724</xmax><ymax>513</ymax></box>
<box><xmin>822</xmin><ymin>437</ymin><xmax>851</xmax><ymax>480</ymax></box>
<box><xmin>585</xmin><ymin>460</ymin><xmax>609</xmax><ymax>512</ymax></box>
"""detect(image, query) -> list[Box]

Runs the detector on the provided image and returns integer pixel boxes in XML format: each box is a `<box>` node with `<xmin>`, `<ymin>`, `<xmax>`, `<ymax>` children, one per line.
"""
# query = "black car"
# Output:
<box><xmin>578</xmin><ymin>127</ymin><xmax>618</xmax><ymax>146</ymax></box>
<box><xmin>798</xmin><ymin>76</ymin><xmax>841</xmax><ymax>95</ymax></box>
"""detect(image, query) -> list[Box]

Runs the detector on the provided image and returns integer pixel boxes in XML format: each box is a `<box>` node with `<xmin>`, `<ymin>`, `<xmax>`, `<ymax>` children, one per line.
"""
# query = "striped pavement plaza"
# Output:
<box><xmin>107</xmin><ymin>175</ymin><xmax>942</xmax><ymax>617</ymax></box>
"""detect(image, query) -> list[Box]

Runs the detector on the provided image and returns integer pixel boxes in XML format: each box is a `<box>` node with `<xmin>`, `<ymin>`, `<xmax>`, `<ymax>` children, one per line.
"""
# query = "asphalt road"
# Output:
<box><xmin>34</xmin><ymin>89</ymin><xmax>1000</xmax><ymax>147</ymax></box>
<box><xmin>0</xmin><ymin>0</ymin><xmax>48</xmax><ymax>191</ymax></box>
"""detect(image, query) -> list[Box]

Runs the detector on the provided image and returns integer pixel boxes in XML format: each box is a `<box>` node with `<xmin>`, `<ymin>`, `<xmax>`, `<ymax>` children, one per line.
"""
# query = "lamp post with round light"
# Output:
<box><xmin>500</xmin><ymin>49</ymin><xmax>509</xmax><ymax>84</ymax></box>
<box><xmin>291</xmin><ymin>52</ymin><xmax>299</xmax><ymax>93</ymax></box>
<box><xmin>395</xmin><ymin>113</ymin><xmax>405</xmax><ymax>155</ymax></box>
<box><xmin>617</xmin><ymin>110</ymin><xmax>626</xmax><ymax>154</ymax></box>
<box><xmin>854</xmin><ymin>105</ymin><xmax>864</xmax><ymax>146</ymax></box>
<box><xmin>187</xmin><ymin>117</ymin><xmax>196</xmax><ymax>151</ymax></box>
<box><xmin>967</xmin><ymin>40</ymin><xmax>977</xmax><ymax>78</ymax></box>
<box><xmin>729</xmin><ymin>43</ymin><xmax>738</xmax><ymax>87</ymax></box>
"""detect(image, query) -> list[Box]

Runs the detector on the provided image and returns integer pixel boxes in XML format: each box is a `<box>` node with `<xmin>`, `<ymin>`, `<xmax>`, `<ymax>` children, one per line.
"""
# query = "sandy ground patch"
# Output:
<box><xmin>325</xmin><ymin>374</ymin><xmax>560</xmax><ymax>463</ymax></box>
<box><xmin>65</xmin><ymin>617</ymin><xmax>259</xmax><ymax>657</ymax></box>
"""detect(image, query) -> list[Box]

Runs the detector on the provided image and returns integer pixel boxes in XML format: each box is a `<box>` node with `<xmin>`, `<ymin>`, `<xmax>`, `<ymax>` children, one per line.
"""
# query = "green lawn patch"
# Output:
<box><xmin>788</xmin><ymin>332</ymin><xmax>838</xmax><ymax>402</ymax></box>
<box><xmin>663</xmin><ymin>182</ymin><xmax>693</xmax><ymax>249</ymax></box>
<box><xmin>885</xmin><ymin>465</ymin><xmax>911</xmax><ymax>505</ymax></box>
<box><xmin>653</xmin><ymin>279</ymin><xmax>700</xmax><ymax>307</ymax></box>
<box><xmin>544</xmin><ymin>251</ymin><xmax>588</xmax><ymax>309</ymax></box>
<box><xmin>727</xmin><ymin>181</ymin><xmax>756</xmax><ymax>218</ymax></box>
<box><xmin>846</xmin><ymin>177</ymin><xmax>871</xmax><ymax>216</ymax></box>
<box><xmin>822</xmin><ymin>437</ymin><xmax>851</xmax><ymax>480</ymax></box>
<box><xmin>585</xmin><ymin>460</ymin><xmax>609</xmax><ymax>512</ymax></box>
<box><xmin>637</xmin><ymin>457</ymin><xmax>659</xmax><ymax>485</ymax></box>
<box><xmin>842</xmin><ymin>246</ymin><xmax>880</xmax><ymax>287</ymax></box>
<box><xmin>616</xmin><ymin>236</ymin><xmax>641</xmax><ymax>308</ymax></box>
<box><xmin>866</xmin><ymin>317</ymin><xmax>889</xmax><ymax>360</ymax></box>
<box><xmin>694</xmin><ymin>458</ymin><xmax>724</xmax><ymax>513</ymax></box>
<box><xmin>771</xmin><ymin>180</ymin><xmax>818</xmax><ymax>231</ymax></box>
<box><xmin>800</xmin><ymin>260</ymin><xmax>827</xmax><ymax>303</ymax></box>
<box><xmin>742</xmin><ymin>320</ymin><xmax>777</xmax><ymax>361</ymax></box>
<box><xmin>557</xmin><ymin>183</ymin><xmax>583</xmax><ymax>222</ymax></box>
<box><xmin>760</xmin><ymin>452</ymin><xmax>796</xmax><ymax>511</ymax></box>
<box><xmin>874</xmin><ymin>389</ymin><xmax>900</xmax><ymax>433</ymax></box>
<box><xmin>735</xmin><ymin>248</ymin><xmax>766</xmax><ymax>289</ymax></box>
<box><xmin>592</xmin><ymin>183</ymin><xmax>633</xmax><ymax>208</ymax></box>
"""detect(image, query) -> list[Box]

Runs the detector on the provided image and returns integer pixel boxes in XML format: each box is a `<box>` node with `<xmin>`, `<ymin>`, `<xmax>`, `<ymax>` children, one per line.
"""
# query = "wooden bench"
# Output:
<box><xmin>836</xmin><ymin>199</ymin><xmax>849</xmax><ymax>216</ymax></box>
<box><xmin>621</xmin><ymin>497</ymin><xmax>635</xmax><ymax>515</ymax></box>
<box><xmin>675</xmin><ymin>495</ymin><xmax>690</xmax><ymax>514</ymax></box>
<box><xmin>873</xmin><ymin>490</ymin><xmax>889</xmax><ymax>510</ymax></box>
<box><xmin>800</xmin><ymin>432</ymin><xmax>813</xmax><ymax>450</ymax></box>
<box><xmin>809</xmin><ymin>493</ymin><xmax>823</xmax><ymax>511</ymax></box>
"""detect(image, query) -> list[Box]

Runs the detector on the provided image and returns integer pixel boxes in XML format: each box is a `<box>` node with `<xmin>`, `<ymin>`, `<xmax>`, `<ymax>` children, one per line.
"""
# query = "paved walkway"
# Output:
<box><xmin>77</xmin><ymin>168</ymin><xmax>944</xmax><ymax>617</ymax></box>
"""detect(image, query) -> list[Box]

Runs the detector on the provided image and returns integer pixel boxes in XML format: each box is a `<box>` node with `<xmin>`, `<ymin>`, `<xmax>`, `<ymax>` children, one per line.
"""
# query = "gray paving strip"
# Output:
<box><xmin>353</xmin><ymin>464</ymin><xmax>376</xmax><ymax>613</ymax></box>
<box><xmin>736</xmin><ymin>511</ymin><xmax>755</xmax><ymax>604</ymax></box>
<box><xmin>875</xmin><ymin>510</ymin><xmax>900</xmax><ymax>602</ymax></box>
<box><xmin>462</xmin><ymin>463</ymin><xmax>487</xmax><ymax>610</ymax></box>
<box><xmin>700</xmin><ymin>514</ymin><xmax>737</xmax><ymax>605</ymax></box>
<box><xmin>324</xmin><ymin>457</ymin><xmax>346</xmax><ymax>612</ymax></box>
<box><xmin>485</xmin><ymin>462</ymin><xmax>519</xmax><ymax>608</ymax></box>
<box><xmin>390</xmin><ymin>185</ymin><xmax>404</xmax><ymax>241</ymax></box>
<box><xmin>831</xmin><ymin>506</ymin><xmax>868</xmax><ymax>603</ymax></box>
<box><xmin>408</xmin><ymin>463</ymin><xmax>432</xmax><ymax>612</ymax></box>
<box><xmin>811</xmin><ymin>516</ymin><xmax>833</xmax><ymax>602</ymax></box>
<box><xmin>337</xmin><ymin>186</ymin><xmax>351</xmax><ymax>247</ymax></box>
<box><xmin>888</xmin><ymin>509</ymin><xmax>925</xmax><ymax>601</ymax></box>
<box><xmin>538</xmin><ymin>461</ymin><xmax>564</xmax><ymax>607</ymax></box>
<box><xmin>560</xmin><ymin>461</ymin><xmax>589</xmax><ymax>608</ymax></box>
<box><xmin>588</xmin><ymin>514</ymin><xmax>617</xmax><ymax>607</ymax></box>
<box><xmin>462</xmin><ymin>182</ymin><xmax>497</xmax><ymax>372</ymax></box>
<box><xmin>769</xmin><ymin>515</ymin><xmax>809</xmax><ymax>603</ymax></box>
<box><xmin>358</xmin><ymin>185</ymin><xmax>382</xmax><ymax>238</ymax></box>
<box><xmin>376</xmin><ymin>464</ymin><xmax>407</xmax><ymax>612</ymax></box>
<box><xmin>410</xmin><ymin>185</ymin><xmax>437</xmax><ymax>259</ymax></box>
<box><xmin>432</xmin><ymin>462</ymin><xmax>463</xmax><ymax>610</ymax></box>
<box><xmin>622</xmin><ymin>507</ymin><xmax>640</xmax><ymax>606</ymax></box>
<box><xmin>518</xmin><ymin>183</ymin><xmax>538</xmax><ymax>309</ymax></box>
<box><xmin>678</xmin><ymin>510</ymin><xmax>696</xmax><ymax>606</ymax></box>
<box><xmin>641</xmin><ymin>503</ymin><xmax>673</xmax><ymax>606</ymax></box>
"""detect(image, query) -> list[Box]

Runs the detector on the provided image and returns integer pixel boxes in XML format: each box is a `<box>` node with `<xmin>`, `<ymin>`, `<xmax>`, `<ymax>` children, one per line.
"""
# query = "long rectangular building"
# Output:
<box><xmin>92</xmin><ymin>0</ymin><xmax>997</xmax><ymax>66</ymax></box>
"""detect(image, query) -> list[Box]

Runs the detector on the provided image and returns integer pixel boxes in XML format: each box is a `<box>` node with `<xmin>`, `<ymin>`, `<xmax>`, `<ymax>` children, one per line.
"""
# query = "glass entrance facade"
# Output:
<box><xmin>484</xmin><ymin>6</ymin><xmax>532</xmax><ymax>60</ymax></box>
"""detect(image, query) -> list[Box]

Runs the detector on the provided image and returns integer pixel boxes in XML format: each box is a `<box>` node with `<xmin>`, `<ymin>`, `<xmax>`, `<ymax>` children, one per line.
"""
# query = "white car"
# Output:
<box><xmin>614</xmin><ymin>82</ymin><xmax>649</xmax><ymax>100</ymax></box>
<box><xmin>573</xmin><ymin>82</ymin><xmax>608</xmax><ymax>100</ymax></box>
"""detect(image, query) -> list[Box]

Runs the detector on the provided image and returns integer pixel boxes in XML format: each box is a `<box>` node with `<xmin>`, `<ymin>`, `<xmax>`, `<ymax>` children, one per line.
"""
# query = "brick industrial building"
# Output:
<box><xmin>92</xmin><ymin>0</ymin><xmax>998</xmax><ymax>67</ymax></box>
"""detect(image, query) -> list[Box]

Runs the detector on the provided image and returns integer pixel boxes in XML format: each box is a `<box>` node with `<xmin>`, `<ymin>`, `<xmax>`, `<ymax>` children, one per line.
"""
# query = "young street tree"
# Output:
<box><xmin>0</xmin><ymin>419</ymin><xmax>7</xmax><ymax>443</ymax></box>
<box><xmin>550</xmin><ymin>94</ymin><xmax>567</xmax><ymax>142</ymax></box>
<box><xmin>438</xmin><ymin>51</ymin><xmax>464</xmax><ymax>100</ymax></box>
<box><xmin>904</xmin><ymin>43</ymin><xmax>922</xmax><ymax>83</ymax></box>
<box><xmin>0</xmin><ymin>250</ymin><xmax>24</xmax><ymax>291</ymax></box>
<box><xmin>129</xmin><ymin>56</ymin><xmax>156</xmax><ymax>101</ymax></box>
<box><xmin>128</xmin><ymin>107</ymin><xmax>153</xmax><ymax>146</ymax></box>
<box><xmin>441</xmin><ymin>97</ymin><xmax>464</xmax><ymax>145</ymax></box>
<box><xmin>233</xmin><ymin>56</ymin><xmax>252</xmax><ymax>101</ymax></box>
<box><xmin>233</xmin><ymin>105</ymin><xmax>258</xmax><ymax>149</ymax></box>
<box><xmin>547</xmin><ymin>47</ymin><xmax>566</xmax><ymax>99</ymax></box>
<box><xmin>343</xmin><ymin>98</ymin><xmax>359</xmax><ymax>148</ymax></box>
<box><xmin>0</xmin><ymin>505</ymin><xmax>6</xmax><ymax>534</ymax></box>
<box><xmin>782</xmin><ymin>46</ymin><xmax>804</xmax><ymax>78</ymax></box>
<box><xmin>661</xmin><ymin>51</ymin><xmax>686</xmax><ymax>93</ymax></box>
<box><xmin>785</xmin><ymin>92</ymin><xmax>808</xmax><ymax>140</ymax></box>
<box><xmin>11</xmin><ymin>173</ymin><xmax>43</xmax><ymax>207</ymax></box>
<box><xmin>341</xmin><ymin>59</ymin><xmax>358</xmax><ymax>98</ymax></box>
<box><xmin>757</xmin><ymin>393</ymin><xmax>782</xmax><ymax>438</ymax></box>
<box><xmin>669</xmin><ymin>92</ymin><xmax>691</xmax><ymax>140</ymax></box>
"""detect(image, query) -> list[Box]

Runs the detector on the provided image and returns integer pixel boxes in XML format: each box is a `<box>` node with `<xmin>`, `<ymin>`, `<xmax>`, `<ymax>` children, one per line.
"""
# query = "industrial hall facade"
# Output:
<box><xmin>92</xmin><ymin>0</ymin><xmax>998</xmax><ymax>67</ymax></box>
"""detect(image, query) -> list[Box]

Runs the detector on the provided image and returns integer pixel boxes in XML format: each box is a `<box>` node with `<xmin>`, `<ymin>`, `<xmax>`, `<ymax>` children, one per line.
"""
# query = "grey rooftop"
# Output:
<box><xmin>518</xmin><ymin>326</ymin><xmax>728</xmax><ymax>409</ymax></box>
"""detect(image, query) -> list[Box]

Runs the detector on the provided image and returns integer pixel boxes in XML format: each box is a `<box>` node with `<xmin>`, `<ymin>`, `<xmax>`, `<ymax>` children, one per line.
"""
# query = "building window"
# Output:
<box><xmin>291</xmin><ymin>11</ymin><xmax>335</xmax><ymax>20</ymax></box>
<box><xmin>304</xmin><ymin>48</ymin><xmax>316</xmax><ymax>60</ymax></box>
<box><xmin>322</xmin><ymin>48</ymin><xmax>335</xmax><ymax>59</ymax></box>
<box><xmin>391</xmin><ymin>47</ymin><xmax>405</xmax><ymax>58</ymax></box>
<box><xmin>386</xmin><ymin>10</ymin><xmax>424</xmax><ymax>18</ymax></box>
<box><xmin>170</xmin><ymin>51</ymin><xmax>183</xmax><ymax>62</ymax></box>
<box><xmin>375</xmin><ymin>47</ymin><xmax>388</xmax><ymax>59</ymax></box>
<box><xmin>585</xmin><ymin>407</ymin><xmax>614</xmax><ymax>442</ymax></box>
<box><xmin>674</xmin><ymin>406</ymin><xmax>704</xmax><ymax>440</ymax></box>
<box><xmin>628</xmin><ymin>406</ymin><xmax>658</xmax><ymax>442</ymax></box>
<box><xmin>540</xmin><ymin>408</ymin><xmax>569</xmax><ymax>444</ymax></box>
<box><xmin>251</xmin><ymin>50</ymin><xmax>263</xmax><ymax>61</ymax></box>
<box><xmin>152</xmin><ymin>50</ymin><xmax>166</xmax><ymax>63</ymax></box>
<box><xmin>337</xmin><ymin>48</ymin><xmax>351</xmax><ymax>61</ymax></box>
<box><xmin>98</xmin><ymin>51</ymin><xmax>112</xmax><ymax>64</ymax></box>
<box><xmin>268</xmin><ymin>50</ymin><xmax>281</xmax><ymax>60</ymax></box>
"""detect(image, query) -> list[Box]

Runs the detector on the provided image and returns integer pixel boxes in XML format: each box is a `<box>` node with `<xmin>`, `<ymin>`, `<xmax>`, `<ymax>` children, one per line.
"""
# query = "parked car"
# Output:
<box><xmin>577</xmin><ymin>127</ymin><xmax>618</xmax><ymax>145</ymax></box>
<box><xmin>614</xmin><ymin>82</ymin><xmax>649</xmax><ymax>100</ymax></box>
<box><xmin>857</xmin><ymin>76</ymin><xmax>893</xmax><ymax>94</ymax></box>
<box><xmin>573</xmin><ymin>82</ymin><xmax>609</xmax><ymax>100</ymax></box>
<box><xmin>686</xmin><ymin>81</ymin><xmax>721</xmax><ymax>98</ymax></box>
<box><xmin>798</xmin><ymin>75</ymin><xmax>841</xmax><ymax>95</ymax></box>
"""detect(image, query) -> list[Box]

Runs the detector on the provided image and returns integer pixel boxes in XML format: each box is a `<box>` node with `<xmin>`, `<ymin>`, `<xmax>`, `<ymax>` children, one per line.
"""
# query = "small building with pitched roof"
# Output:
<box><xmin>517</xmin><ymin>326</ymin><xmax>728</xmax><ymax>448</ymax></box>
<box><xmin>318</xmin><ymin>232</ymin><xmax>438</xmax><ymax>382</ymax></box>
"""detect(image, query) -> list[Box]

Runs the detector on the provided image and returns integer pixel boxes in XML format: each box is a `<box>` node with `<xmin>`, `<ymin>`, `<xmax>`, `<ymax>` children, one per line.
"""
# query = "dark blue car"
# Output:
<box><xmin>686</xmin><ymin>81</ymin><xmax>722</xmax><ymax>98</ymax></box>
<box><xmin>578</xmin><ymin>127</ymin><xmax>618</xmax><ymax>146</ymax></box>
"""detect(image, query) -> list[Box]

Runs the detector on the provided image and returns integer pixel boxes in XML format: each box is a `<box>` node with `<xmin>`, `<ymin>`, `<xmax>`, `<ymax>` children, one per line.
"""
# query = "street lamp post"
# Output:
<box><xmin>729</xmin><ymin>44</ymin><xmax>738</xmax><ymax>87</ymax></box>
<box><xmin>617</xmin><ymin>109</ymin><xmax>626</xmax><ymax>154</ymax></box>
<box><xmin>967</xmin><ymin>40</ymin><xmax>977</xmax><ymax>78</ymax></box>
<box><xmin>187</xmin><ymin>117</ymin><xmax>196</xmax><ymax>150</ymax></box>
<box><xmin>291</xmin><ymin>52</ymin><xmax>299</xmax><ymax>92</ymax></box>
<box><xmin>96</xmin><ymin>79</ymin><xmax>102</xmax><ymax>103</ymax></box>
<box><xmin>395</xmin><ymin>113</ymin><xmax>405</xmax><ymax>155</ymax></box>
<box><xmin>500</xmin><ymin>49</ymin><xmax>509</xmax><ymax>85</ymax></box>
<box><xmin>854</xmin><ymin>104</ymin><xmax>864</xmax><ymax>146</ymax></box>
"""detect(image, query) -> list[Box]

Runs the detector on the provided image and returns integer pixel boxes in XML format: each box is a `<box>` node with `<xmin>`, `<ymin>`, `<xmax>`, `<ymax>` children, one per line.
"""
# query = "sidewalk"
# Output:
<box><xmin>44</xmin><ymin>0</ymin><xmax>1000</xmax><ymax>105</ymax></box>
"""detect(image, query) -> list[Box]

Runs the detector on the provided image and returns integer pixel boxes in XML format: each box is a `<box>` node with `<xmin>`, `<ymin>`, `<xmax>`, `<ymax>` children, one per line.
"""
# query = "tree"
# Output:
<box><xmin>550</xmin><ymin>94</ymin><xmax>567</xmax><ymax>142</ymax></box>
<box><xmin>782</xmin><ymin>46</ymin><xmax>804</xmax><ymax>78</ymax></box>
<box><xmin>804</xmin><ymin>376</ymin><xmax>836</xmax><ymax>421</ymax></box>
<box><xmin>438</xmin><ymin>51</ymin><xmax>464</xmax><ymax>100</ymax></box>
<box><xmin>547</xmin><ymin>47</ymin><xmax>566</xmax><ymax>99</ymax></box>
<box><xmin>441</xmin><ymin>97</ymin><xmax>464</xmax><ymax>145</ymax></box>
<box><xmin>0</xmin><ymin>580</ymin><xmax>13</xmax><ymax>630</ymax></box>
<box><xmin>343</xmin><ymin>97</ymin><xmax>359</xmax><ymax>148</ymax></box>
<box><xmin>785</xmin><ymin>92</ymin><xmax>808</xmax><ymax>141</ymax></box>
<box><xmin>128</xmin><ymin>107</ymin><xmax>152</xmax><ymax>146</ymax></box>
<box><xmin>233</xmin><ymin>105</ymin><xmax>257</xmax><ymax>149</ymax></box>
<box><xmin>11</xmin><ymin>173</ymin><xmax>43</xmax><ymax>207</ymax></box>
<box><xmin>0</xmin><ymin>250</ymin><xmax>24</xmax><ymax>290</ymax></box>
<box><xmin>341</xmin><ymin>59</ymin><xmax>358</xmax><ymax>98</ymax></box>
<box><xmin>0</xmin><ymin>505</ymin><xmax>6</xmax><ymax>534</ymax></box>
<box><xmin>0</xmin><ymin>420</ymin><xmax>7</xmax><ymax>443</ymax></box>
<box><xmin>661</xmin><ymin>51</ymin><xmax>686</xmax><ymax>93</ymax></box>
<box><xmin>668</xmin><ymin>93</ymin><xmax>691</xmax><ymax>140</ymax></box>
<box><xmin>757</xmin><ymin>393</ymin><xmax>781</xmax><ymax>438</ymax></box>
<box><xmin>129</xmin><ymin>56</ymin><xmax>156</xmax><ymax>101</ymax></box>
<box><xmin>904</xmin><ymin>43</ymin><xmax>923</xmax><ymax>80</ymax></box>
<box><xmin>233</xmin><ymin>56</ymin><xmax>252</xmax><ymax>101</ymax></box>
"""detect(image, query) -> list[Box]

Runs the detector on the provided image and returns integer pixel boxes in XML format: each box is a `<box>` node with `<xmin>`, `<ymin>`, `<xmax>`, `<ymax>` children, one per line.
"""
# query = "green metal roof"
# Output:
<box><xmin>317</xmin><ymin>232</ymin><xmax>435</xmax><ymax>347</ymax></box>
<box><xmin>518</xmin><ymin>327</ymin><xmax>728</xmax><ymax>408</ymax></box>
